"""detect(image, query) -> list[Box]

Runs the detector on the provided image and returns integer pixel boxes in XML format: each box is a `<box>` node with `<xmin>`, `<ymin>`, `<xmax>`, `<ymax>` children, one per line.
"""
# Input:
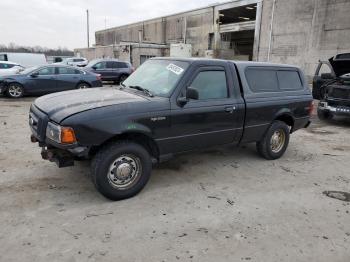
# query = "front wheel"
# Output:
<box><xmin>6</xmin><ymin>83</ymin><xmax>24</xmax><ymax>98</ymax></box>
<box><xmin>91</xmin><ymin>141</ymin><xmax>152</xmax><ymax>200</ymax></box>
<box><xmin>256</xmin><ymin>121</ymin><xmax>290</xmax><ymax>160</ymax></box>
<box><xmin>76</xmin><ymin>83</ymin><xmax>91</xmax><ymax>89</ymax></box>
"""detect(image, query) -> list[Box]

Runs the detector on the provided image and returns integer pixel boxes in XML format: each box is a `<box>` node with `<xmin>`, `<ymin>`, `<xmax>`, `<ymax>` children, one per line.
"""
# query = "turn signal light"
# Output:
<box><xmin>61</xmin><ymin>127</ymin><xmax>77</xmax><ymax>144</ymax></box>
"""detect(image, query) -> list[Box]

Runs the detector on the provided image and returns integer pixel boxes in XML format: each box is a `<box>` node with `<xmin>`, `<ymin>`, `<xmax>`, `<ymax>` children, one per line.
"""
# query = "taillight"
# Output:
<box><xmin>307</xmin><ymin>101</ymin><xmax>314</xmax><ymax>115</ymax></box>
<box><xmin>96</xmin><ymin>74</ymin><xmax>101</xmax><ymax>81</ymax></box>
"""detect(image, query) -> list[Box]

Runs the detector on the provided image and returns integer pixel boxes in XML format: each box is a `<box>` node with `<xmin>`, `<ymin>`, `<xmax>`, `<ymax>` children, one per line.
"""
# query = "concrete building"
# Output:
<box><xmin>75</xmin><ymin>0</ymin><xmax>350</xmax><ymax>77</ymax></box>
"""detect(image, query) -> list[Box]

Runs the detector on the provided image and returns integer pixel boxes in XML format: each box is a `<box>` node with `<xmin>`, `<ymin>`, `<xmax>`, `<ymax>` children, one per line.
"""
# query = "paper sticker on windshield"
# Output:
<box><xmin>166</xmin><ymin>64</ymin><xmax>184</xmax><ymax>75</ymax></box>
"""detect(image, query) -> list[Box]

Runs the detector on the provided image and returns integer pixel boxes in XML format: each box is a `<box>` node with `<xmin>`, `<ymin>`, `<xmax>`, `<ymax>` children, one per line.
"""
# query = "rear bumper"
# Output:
<box><xmin>318</xmin><ymin>101</ymin><xmax>350</xmax><ymax>116</ymax></box>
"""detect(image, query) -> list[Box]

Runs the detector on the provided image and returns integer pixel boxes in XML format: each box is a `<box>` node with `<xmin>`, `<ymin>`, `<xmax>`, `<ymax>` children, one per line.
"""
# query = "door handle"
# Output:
<box><xmin>225</xmin><ymin>106</ymin><xmax>236</xmax><ymax>113</ymax></box>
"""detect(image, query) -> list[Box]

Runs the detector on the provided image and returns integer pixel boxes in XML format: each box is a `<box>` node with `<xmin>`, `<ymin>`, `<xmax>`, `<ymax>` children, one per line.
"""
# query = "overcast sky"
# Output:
<box><xmin>0</xmin><ymin>0</ymin><xmax>225</xmax><ymax>50</ymax></box>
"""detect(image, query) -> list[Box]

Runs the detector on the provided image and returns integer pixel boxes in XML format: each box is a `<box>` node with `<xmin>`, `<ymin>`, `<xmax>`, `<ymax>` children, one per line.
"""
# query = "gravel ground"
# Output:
<box><xmin>0</xmin><ymin>96</ymin><xmax>349</xmax><ymax>262</ymax></box>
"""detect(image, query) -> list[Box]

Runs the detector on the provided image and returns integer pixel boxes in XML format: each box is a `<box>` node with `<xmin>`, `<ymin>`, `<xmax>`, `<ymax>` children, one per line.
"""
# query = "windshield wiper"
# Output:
<box><xmin>128</xmin><ymin>85</ymin><xmax>154</xmax><ymax>97</ymax></box>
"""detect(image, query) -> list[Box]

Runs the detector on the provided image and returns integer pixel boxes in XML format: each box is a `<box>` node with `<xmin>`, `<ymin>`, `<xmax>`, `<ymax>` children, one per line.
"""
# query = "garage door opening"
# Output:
<box><xmin>217</xmin><ymin>3</ymin><xmax>257</xmax><ymax>61</ymax></box>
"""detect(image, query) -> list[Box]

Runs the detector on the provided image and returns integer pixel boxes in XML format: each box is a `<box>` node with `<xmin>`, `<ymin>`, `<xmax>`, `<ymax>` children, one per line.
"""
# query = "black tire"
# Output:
<box><xmin>6</xmin><ymin>83</ymin><xmax>24</xmax><ymax>98</ymax></box>
<box><xmin>91</xmin><ymin>141</ymin><xmax>152</xmax><ymax>200</ymax></box>
<box><xmin>256</xmin><ymin>120</ymin><xmax>290</xmax><ymax>160</ymax></box>
<box><xmin>76</xmin><ymin>82</ymin><xmax>91</xmax><ymax>89</ymax></box>
<box><xmin>317</xmin><ymin>108</ymin><xmax>333</xmax><ymax>120</ymax></box>
<box><xmin>119</xmin><ymin>74</ymin><xmax>128</xmax><ymax>84</ymax></box>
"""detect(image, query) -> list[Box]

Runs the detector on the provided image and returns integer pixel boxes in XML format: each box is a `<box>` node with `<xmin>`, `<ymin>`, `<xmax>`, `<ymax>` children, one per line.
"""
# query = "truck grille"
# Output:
<box><xmin>29</xmin><ymin>104</ymin><xmax>49</xmax><ymax>142</ymax></box>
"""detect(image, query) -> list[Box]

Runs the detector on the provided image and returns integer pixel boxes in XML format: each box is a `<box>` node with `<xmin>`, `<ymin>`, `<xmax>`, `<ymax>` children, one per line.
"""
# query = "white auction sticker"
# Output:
<box><xmin>166</xmin><ymin>63</ymin><xmax>184</xmax><ymax>75</ymax></box>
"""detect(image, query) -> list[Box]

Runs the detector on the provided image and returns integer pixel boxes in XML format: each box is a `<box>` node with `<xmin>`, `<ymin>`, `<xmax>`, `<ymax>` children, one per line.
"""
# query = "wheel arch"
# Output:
<box><xmin>76</xmin><ymin>81</ymin><xmax>91</xmax><ymax>88</ymax></box>
<box><xmin>274</xmin><ymin>110</ymin><xmax>295</xmax><ymax>132</ymax></box>
<box><xmin>90</xmin><ymin>131</ymin><xmax>160</xmax><ymax>161</ymax></box>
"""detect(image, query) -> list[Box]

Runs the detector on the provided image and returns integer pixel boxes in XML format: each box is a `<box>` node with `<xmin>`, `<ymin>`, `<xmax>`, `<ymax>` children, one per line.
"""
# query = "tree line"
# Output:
<box><xmin>0</xmin><ymin>43</ymin><xmax>74</xmax><ymax>56</ymax></box>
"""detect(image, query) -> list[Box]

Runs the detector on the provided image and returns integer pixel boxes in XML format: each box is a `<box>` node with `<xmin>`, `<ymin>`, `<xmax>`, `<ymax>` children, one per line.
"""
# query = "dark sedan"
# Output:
<box><xmin>0</xmin><ymin>65</ymin><xmax>102</xmax><ymax>98</ymax></box>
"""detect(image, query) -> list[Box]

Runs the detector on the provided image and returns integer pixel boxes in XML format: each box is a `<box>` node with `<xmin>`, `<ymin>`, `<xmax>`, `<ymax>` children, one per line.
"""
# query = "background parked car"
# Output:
<box><xmin>0</xmin><ymin>61</ymin><xmax>25</xmax><ymax>76</ymax></box>
<box><xmin>0</xmin><ymin>52</ymin><xmax>47</xmax><ymax>67</ymax></box>
<box><xmin>85</xmin><ymin>59</ymin><xmax>134</xmax><ymax>84</ymax></box>
<box><xmin>0</xmin><ymin>65</ymin><xmax>102</xmax><ymax>98</ymax></box>
<box><xmin>59</xmin><ymin>57</ymin><xmax>88</xmax><ymax>67</ymax></box>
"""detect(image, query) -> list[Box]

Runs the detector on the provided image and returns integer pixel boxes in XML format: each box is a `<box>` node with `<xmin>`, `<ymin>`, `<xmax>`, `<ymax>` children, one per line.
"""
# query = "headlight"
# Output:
<box><xmin>46</xmin><ymin>122</ymin><xmax>77</xmax><ymax>144</ymax></box>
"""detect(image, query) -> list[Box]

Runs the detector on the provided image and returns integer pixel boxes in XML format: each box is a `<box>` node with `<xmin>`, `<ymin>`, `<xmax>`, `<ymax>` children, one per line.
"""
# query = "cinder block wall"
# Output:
<box><xmin>257</xmin><ymin>0</ymin><xmax>350</xmax><ymax>78</ymax></box>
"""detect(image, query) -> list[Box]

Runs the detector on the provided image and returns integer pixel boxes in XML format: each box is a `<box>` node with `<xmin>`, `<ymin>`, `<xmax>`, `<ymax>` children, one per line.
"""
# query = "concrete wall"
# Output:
<box><xmin>75</xmin><ymin>46</ymin><xmax>115</xmax><ymax>61</ymax></box>
<box><xmin>95</xmin><ymin>7</ymin><xmax>214</xmax><ymax>57</ymax></box>
<box><xmin>257</xmin><ymin>0</ymin><xmax>350</xmax><ymax>78</ymax></box>
<box><xmin>78</xmin><ymin>0</ymin><xmax>350</xmax><ymax>78</ymax></box>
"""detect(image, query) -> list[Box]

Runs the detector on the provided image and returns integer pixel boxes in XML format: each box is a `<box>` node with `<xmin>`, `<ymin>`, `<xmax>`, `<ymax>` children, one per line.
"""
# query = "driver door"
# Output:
<box><xmin>26</xmin><ymin>67</ymin><xmax>58</xmax><ymax>94</ymax></box>
<box><xmin>166</xmin><ymin>65</ymin><xmax>244</xmax><ymax>153</ymax></box>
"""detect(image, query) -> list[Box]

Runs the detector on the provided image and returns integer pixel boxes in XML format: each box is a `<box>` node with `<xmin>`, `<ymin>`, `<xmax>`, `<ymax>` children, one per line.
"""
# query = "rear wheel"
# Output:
<box><xmin>77</xmin><ymin>82</ymin><xmax>91</xmax><ymax>89</ymax></box>
<box><xmin>6</xmin><ymin>83</ymin><xmax>24</xmax><ymax>98</ymax></box>
<box><xmin>256</xmin><ymin>121</ymin><xmax>290</xmax><ymax>160</ymax></box>
<box><xmin>91</xmin><ymin>141</ymin><xmax>152</xmax><ymax>200</ymax></box>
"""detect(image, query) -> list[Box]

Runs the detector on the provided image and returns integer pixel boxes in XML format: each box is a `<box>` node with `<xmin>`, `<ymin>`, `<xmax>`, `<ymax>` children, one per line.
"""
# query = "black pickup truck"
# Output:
<box><xmin>29</xmin><ymin>58</ymin><xmax>312</xmax><ymax>200</ymax></box>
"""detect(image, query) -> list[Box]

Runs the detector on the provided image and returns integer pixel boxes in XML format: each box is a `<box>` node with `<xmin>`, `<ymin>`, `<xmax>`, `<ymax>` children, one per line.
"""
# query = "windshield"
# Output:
<box><xmin>123</xmin><ymin>59</ymin><xmax>189</xmax><ymax>97</ymax></box>
<box><xmin>20</xmin><ymin>66</ymin><xmax>39</xmax><ymax>75</ymax></box>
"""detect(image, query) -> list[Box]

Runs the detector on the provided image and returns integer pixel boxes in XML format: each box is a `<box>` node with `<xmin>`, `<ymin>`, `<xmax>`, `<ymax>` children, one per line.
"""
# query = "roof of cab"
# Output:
<box><xmin>151</xmin><ymin>57</ymin><xmax>300</xmax><ymax>69</ymax></box>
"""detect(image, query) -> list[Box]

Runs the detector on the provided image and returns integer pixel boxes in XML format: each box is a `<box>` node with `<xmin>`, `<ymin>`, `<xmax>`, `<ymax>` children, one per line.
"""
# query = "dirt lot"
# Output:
<box><xmin>0</xmin><ymin>96</ymin><xmax>349</xmax><ymax>262</ymax></box>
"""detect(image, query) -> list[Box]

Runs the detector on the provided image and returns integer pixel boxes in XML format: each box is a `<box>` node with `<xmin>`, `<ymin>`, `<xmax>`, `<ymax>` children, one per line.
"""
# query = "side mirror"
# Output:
<box><xmin>30</xmin><ymin>72</ymin><xmax>38</xmax><ymax>77</ymax></box>
<box><xmin>186</xmin><ymin>87</ymin><xmax>199</xmax><ymax>100</ymax></box>
<box><xmin>92</xmin><ymin>66</ymin><xmax>97</xmax><ymax>70</ymax></box>
<box><xmin>177</xmin><ymin>87</ymin><xmax>199</xmax><ymax>106</ymax></box>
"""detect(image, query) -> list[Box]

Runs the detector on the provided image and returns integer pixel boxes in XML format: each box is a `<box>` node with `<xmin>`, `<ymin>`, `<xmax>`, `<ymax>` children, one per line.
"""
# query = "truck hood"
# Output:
<box><xmin>34</xmin><ymin>87</ymin><xmax>150</xmax><ymax>123</ymax></box>
<box><xmin>329</xmin><ymin>56</ymin><xmax>350</xmax><ymax>77</ymax></box>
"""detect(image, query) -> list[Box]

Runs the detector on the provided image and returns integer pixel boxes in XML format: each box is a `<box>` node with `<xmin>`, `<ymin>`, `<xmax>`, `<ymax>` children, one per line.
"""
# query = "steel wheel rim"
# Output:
<box><xmin>79</xmin><ymin>84</ymin><xmax>88</xmax><ymax>89</ymax></box>
<box><xmin>8</xmin><ymin>85</ymin><xmax>22</xmax><ymax>97</ymax></box>
<box><xmin>270</xmin><ymin>129</ymin><xmax>286</xmax><ymax>153</ymax></box>
<box><xmin>107</xmin><ymin>154</ymin><xmax>142</xmax><ymax>190</ymax></box>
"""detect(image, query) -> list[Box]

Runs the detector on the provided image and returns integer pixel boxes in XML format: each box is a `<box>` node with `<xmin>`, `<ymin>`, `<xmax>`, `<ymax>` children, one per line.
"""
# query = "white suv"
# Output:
<box><xmin>0</xmin><ymin>61</ymin><xmax>24</xmax><ymax>76</ymax></box>
<box><xmin>62</xmin><ymin>57</ymin><xmax>88</xmax><ymax>67</ymax></box>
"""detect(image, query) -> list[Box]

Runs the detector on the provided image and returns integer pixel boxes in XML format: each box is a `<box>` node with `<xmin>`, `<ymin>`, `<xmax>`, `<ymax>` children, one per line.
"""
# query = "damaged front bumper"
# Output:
<box><xmin>31</xmin><ymin>134</ymin><xmax>90</xmax><ymax>168</ymax></box>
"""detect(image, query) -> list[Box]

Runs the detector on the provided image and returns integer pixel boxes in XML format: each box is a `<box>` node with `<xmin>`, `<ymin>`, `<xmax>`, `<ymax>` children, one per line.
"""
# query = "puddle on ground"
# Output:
<box><xmin>308</xmin><ymin>129</ymin><xmax>338</xmax><ymax>135</ymax></box>
<box><xmin>323</xmin><ymin>191</ymin><xmax>350</xmax><ymax>202</ymax></box>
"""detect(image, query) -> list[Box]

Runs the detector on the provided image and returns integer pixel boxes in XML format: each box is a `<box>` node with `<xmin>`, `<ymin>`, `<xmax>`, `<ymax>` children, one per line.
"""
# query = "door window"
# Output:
<box><xmin>116</xmin><ymin>62</ymin><xmax>128</xmax><ymax>68</ymax></box>
<box><xmin>37</xmin><ymin>67</ymin><xmax>55</xmax><ymax>75</ymax></box>
<box><xmin>190</xmin><ymin>71</ymin><xmax>228</xmax><ymax>100</ymax></box>
<box><xmin>57</xmin><ymin>67</ymin><xmax>77</xmax><ymax>75</ymax></box>
<box><xmin>94</xmin><ymin>62</ymin><xmax>105</xmax><ymax>69</ymax></box>
<box><xmin>106</xmin><ymin>61</ymin><xmax>116</xmax><ymax>69</ymax></box>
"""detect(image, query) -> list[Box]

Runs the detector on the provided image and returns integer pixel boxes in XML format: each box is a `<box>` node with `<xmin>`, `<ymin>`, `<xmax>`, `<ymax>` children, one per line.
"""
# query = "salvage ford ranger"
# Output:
<box><xmin>29</xmin><ymin>58</ymin><xmax>313</xmax><ymax>200</ymax></box>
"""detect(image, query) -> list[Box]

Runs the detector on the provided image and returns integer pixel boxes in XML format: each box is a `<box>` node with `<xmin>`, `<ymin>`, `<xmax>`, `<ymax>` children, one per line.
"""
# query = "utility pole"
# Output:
<box><xmin>86</xmin><ymin>9</ymin><xmax>90</xmax><ymax>48</ymax></box>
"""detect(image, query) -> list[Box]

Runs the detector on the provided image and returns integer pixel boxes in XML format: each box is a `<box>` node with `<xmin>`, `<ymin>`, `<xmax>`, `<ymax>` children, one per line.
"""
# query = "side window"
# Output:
<box><xmin>116</xmin><ymin>62</ymin><xmax>128</xmax><ymax>68</ymax></box>
<box><xmin>246</xmin><ymin>68</ymin><xmax>278</xmax><ymax>92</ymax></box>
<box><xmin>190</xmin><ymin>71</ymin><xmax>228</xmax><ymax>100</ymax></box>
<box><xmin>57</xmin><ymin>67</ymin><xmax>76</xmax><ymax>74</ymax></box>
<box><xmin>106</xmin><ymin>61</ymin><xmax>115</xmax><ymax>69</ymax></box>
<box><xmin>37</xmin><ymin>67</ymin><xmax>55</xmax><ymax>75</ymax></box>
<box><xmin>5</xmin><ymin>64</ymin><xmax>15</xmax><ymax>69</ymax></box>
<box><xmin>277</xmin><ymin>71</ymin><xmax>303</xmax><ymax>90</ymax></box>
<box><xmin>94</xmin><ymin>62</ymin><xmax>105</xmax><ymax>69</ymax></box>
<box><xmin>74</xmin><ymin>69</ymin><xmax>83</xmax><ymax>74</ymax></box>
<box><xmin>0</xmin><ymin>54</ymin><xmax>7</xmax><ymax>61</ymax></box>
<box><xmin>0</xmin><ymin>64</ymin><xmax>4</xmax><ymax>69</ymax></box>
